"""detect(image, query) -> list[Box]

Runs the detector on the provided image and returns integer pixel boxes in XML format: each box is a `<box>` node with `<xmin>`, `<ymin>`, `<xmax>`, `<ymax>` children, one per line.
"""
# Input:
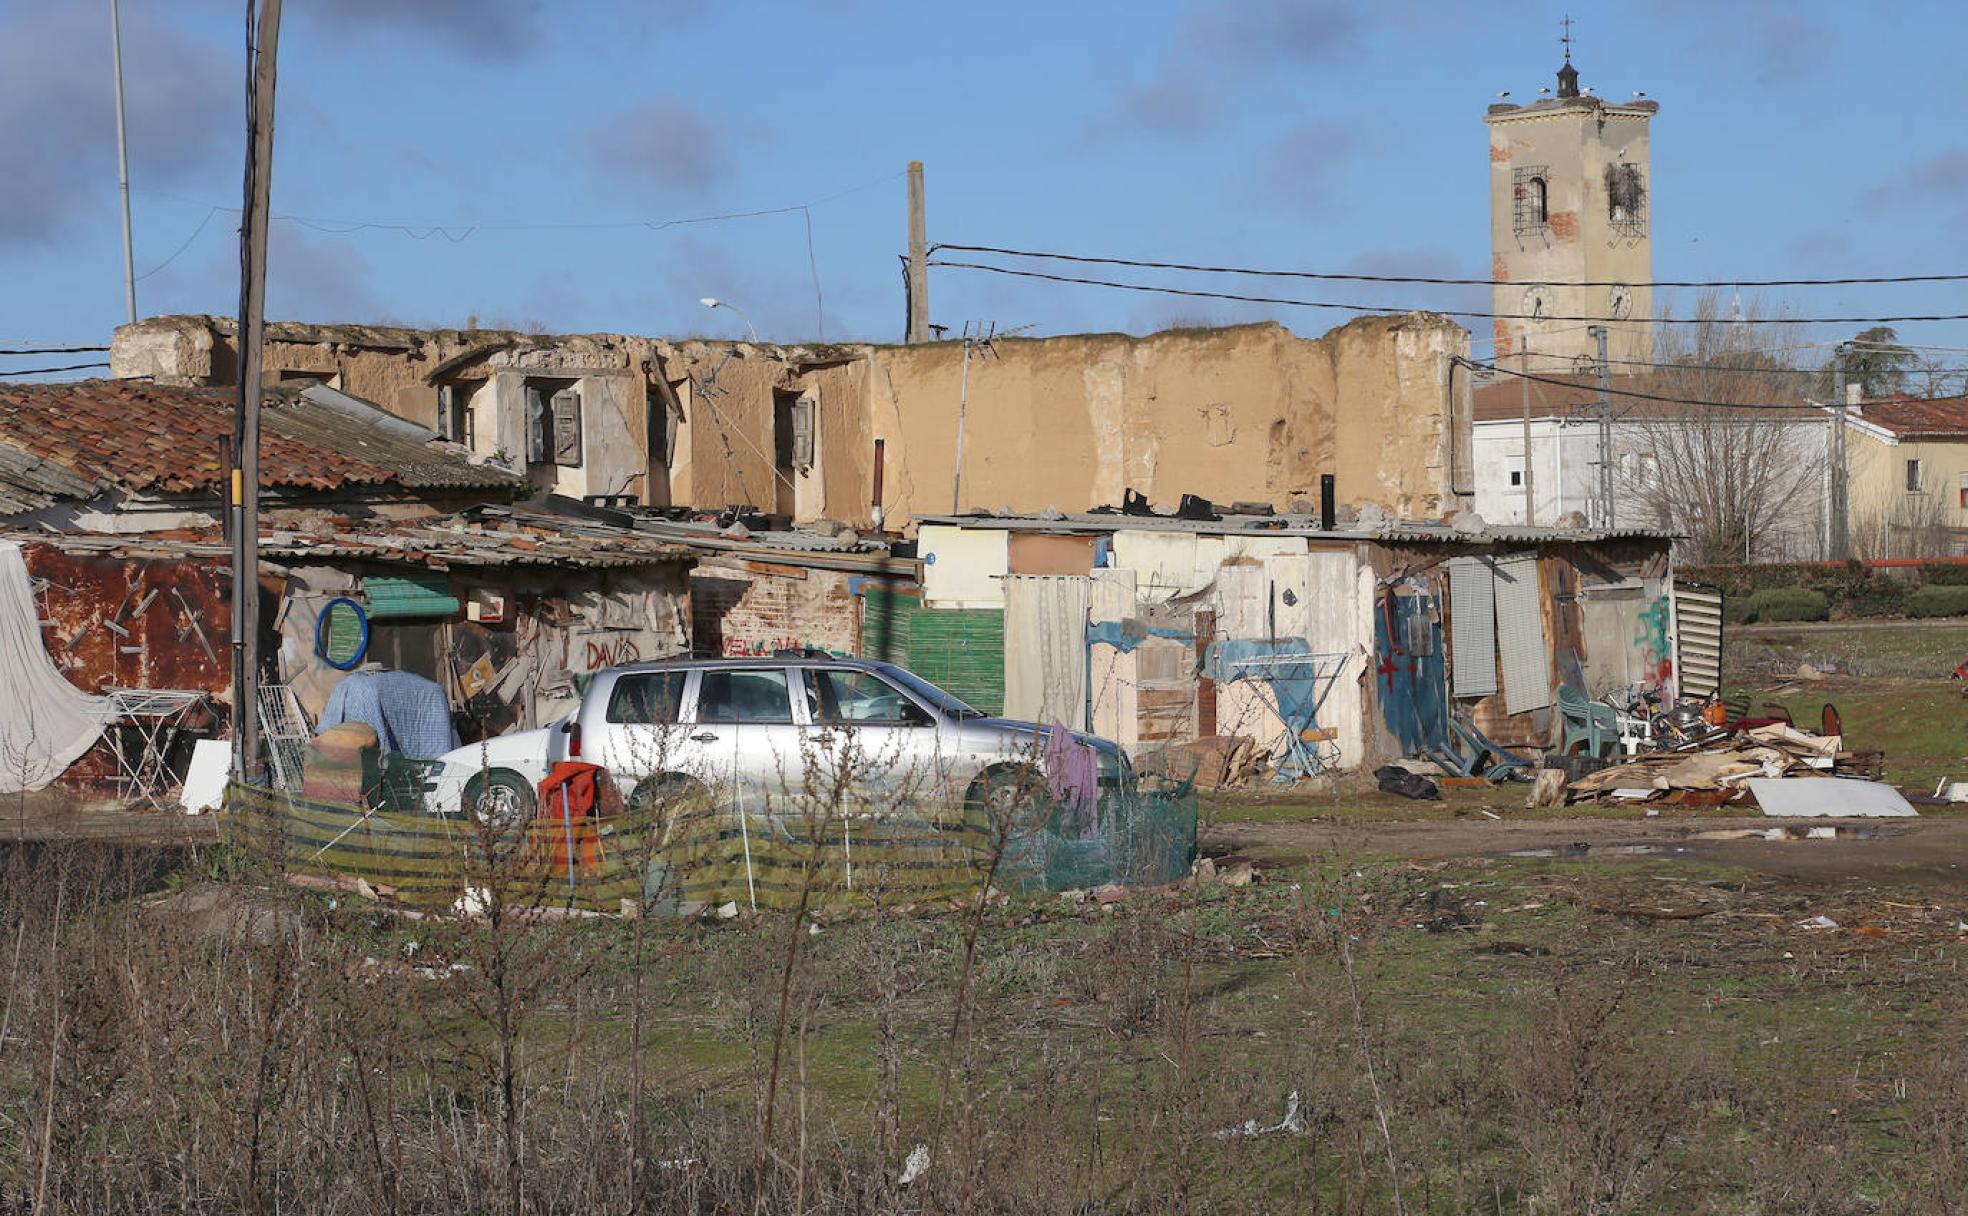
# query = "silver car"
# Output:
<box><xmin>425</xmin><ymin>657</ymin><xmax>1129</xmax><ymax>830</ymax></box>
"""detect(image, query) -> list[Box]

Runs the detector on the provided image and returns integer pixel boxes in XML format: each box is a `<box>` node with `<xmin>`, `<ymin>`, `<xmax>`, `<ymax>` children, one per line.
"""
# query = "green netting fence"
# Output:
<box><xmin>221</xmin><ymin>779</ymin><xmax>1197</xmax><ymax>914</ymax></box>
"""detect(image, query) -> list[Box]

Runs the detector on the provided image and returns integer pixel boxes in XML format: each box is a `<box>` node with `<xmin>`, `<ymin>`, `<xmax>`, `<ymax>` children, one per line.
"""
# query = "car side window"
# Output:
<box><xmin>809</xmin><ymin>670</ymin><xmax>930</xmax><ymax>726</ymax></box>
<box><xmin>604</xmin><ymin>671</ymin><xmax>688</xmax><ymax>724</ymax></box>
<box><xmin>695</xmin><ymin>669</ymin><xmax>795</xmax><ymax>724</ymax></box>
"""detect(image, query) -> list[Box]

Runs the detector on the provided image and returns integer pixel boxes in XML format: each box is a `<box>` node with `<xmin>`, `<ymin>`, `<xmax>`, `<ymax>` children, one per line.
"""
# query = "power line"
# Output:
<box><xmin>138</xmin><ymin>170</ymin><xmax>902</xmax><ymax>240</ymax></box>
<box><xmin>1464</xmin><ymin>358</ymin><xmax>1827</xmax><ymax>412</ymax></box>
<box><xmin>1515</xmin><ymin>353</ymin><xmax>1968</xmax><ymax>377</ymax></box>
<box><xmin>932</xmin><ymin>241</ymin><xmax>1968</xmax><ymax>289</ymax></box>
<box><xmin>928</xmin><ymin>259</ymin><xmax>1968</xmax><ymax>327</ymax></box>
<box><xmin>0</xmin><ymin>346</ymin><xmax>110</xmax><ymax>356</ymax></box>
<box><xmin>0</xmin><ymin>361</ymin><xmax>112</xmax><ymax>377</ymax></box>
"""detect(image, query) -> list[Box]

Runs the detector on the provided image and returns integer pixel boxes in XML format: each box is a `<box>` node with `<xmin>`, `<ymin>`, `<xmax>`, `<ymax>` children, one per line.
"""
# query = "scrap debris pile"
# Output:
<box><xmin>1565</xmin><ymin>722</ymin><xmax>1889</xmax><ymax>810</ymax></box>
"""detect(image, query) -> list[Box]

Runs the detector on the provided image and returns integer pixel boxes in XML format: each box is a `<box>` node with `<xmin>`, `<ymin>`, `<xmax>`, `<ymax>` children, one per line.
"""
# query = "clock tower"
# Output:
<box><xmin>1485</xmin><ymin>48</ymin><xmax>1657</xmax><ymax>369</ymax></box>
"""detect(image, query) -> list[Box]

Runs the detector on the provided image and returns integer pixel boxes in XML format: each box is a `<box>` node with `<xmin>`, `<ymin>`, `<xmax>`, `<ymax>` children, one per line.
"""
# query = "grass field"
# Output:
<box><xmin>4</xmin><ymin>628</ymin><xmax>1967</xmax><ymax>1212</ymax></box>
<box><xmin>6</xmin><ymin>822</ymin><xmax>1968</xmax><ymax>1213</ymax></box>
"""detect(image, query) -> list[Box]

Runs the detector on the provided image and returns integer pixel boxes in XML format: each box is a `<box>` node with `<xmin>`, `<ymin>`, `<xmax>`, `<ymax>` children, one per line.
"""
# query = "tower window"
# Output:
<box><xmin>1511</xmin><ymin>167</ymin><xmax>1542</xmax><ymax>235</ymax></box>
<box><xmin>1512</xmin><ymin>166</ymin><xmax>1551</xmax><ymax>235</ymax></box>
<box><xmin>1606</xmin><ymin>163</ymin><xmax>1646</xmax><ymax>236</ymax></box>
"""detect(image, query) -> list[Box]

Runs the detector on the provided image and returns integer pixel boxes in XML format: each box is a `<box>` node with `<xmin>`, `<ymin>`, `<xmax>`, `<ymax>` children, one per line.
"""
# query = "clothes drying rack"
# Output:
<box><xmin>103</xmin><ymin>687</ymin><xmax>209</xmax><ymax>809</ymax></box>
<box><xmin>1213</xmin><ymin>650</ymin><xmax>1353</xmax><ymax>778</ymax></box>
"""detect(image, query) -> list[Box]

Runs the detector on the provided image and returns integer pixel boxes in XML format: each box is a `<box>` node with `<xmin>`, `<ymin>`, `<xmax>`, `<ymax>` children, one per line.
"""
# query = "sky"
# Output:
<box><xmin>2</xmin><ymin>0</ymin><xmax>1966</xmax><ymax>374</ymax></box>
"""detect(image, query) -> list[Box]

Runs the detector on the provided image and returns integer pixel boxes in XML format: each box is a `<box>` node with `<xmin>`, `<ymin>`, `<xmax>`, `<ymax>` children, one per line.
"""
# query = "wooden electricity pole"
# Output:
<box><xmin>231</xmin><ymin>0</ymin><xmax>281</xmax><ymax>783</ymax></box>
<box><xmin>905</xmin><ymin>161</ymin><xmax>928</xmax><ymax>343</ymax></box>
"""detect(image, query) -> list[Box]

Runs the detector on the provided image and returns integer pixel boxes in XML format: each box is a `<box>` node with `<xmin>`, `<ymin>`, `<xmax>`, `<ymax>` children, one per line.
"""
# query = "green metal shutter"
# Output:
<box><xmin>363</xmin><ymin>572</ymin><xmax>462</xmax><ymax>619</ymax></box>
<box><xmin>907</xmin><ymin>608</ymin><xmax>1005</xmax><ymax>716</ymax></box>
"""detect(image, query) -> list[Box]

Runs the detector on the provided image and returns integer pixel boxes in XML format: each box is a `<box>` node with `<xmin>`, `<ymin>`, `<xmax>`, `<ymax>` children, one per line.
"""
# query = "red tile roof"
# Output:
<box><xmin>1852</xmin><ymin>394</ymin><xmax>1968</xmax><ymax>439</ymax></box>
<box><xmin>0</xmin><ymin>380</ymin><xmax>519</xmax><ymax>499</ymax></box>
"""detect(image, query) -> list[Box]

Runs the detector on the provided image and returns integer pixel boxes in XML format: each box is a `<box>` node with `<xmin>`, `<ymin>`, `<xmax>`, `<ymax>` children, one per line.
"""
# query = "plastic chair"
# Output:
<box><xmin>1556</xmin><ymin>685</ymin><xmax>1619</xmax><ymax>758</ymax></box>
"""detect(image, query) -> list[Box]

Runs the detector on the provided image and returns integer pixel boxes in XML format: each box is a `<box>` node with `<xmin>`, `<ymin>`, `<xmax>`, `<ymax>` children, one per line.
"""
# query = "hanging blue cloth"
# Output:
<box><xmin>317</xmin><ymin>669</ymin><xmax>459</xmax><ymax>759</ymax></box>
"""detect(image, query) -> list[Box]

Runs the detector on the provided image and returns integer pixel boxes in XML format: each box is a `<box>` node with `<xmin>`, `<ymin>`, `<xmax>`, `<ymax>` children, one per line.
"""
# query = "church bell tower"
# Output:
<box><xmin>1484</xmin><ymin>34</ymin><xmax>1657</xmax><ymax>369</ymax></box>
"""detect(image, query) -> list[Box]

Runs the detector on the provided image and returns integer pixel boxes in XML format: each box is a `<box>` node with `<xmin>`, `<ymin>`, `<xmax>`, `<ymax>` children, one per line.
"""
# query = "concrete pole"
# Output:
<box><xmin>231</xmin><ymin>0</ymin><xmax>281</xmax><ymax>784</ymax></box>
<box><xmin>1520</xmin><ymin>346</ymin><xmax>1535</xmax><ymax>525</ymax></box>
<box><xmin>1590</xmin><ymin>325</ymin><xmax>1613</xmax><ymax>529</ymax></box>
<box><xmin>906</xmin><ymin>161</ymin><xmax>928</xmax><ymax>344</ymax></box>
<box><xmin>109</xmin><ymin>0</ymin><xmax>136</xmax><ymax>325</ymax></box>
<box><xmin>1830</xmin><ymin>348</ymin><xmax>1851</xmax><ymax>561</ymax></box>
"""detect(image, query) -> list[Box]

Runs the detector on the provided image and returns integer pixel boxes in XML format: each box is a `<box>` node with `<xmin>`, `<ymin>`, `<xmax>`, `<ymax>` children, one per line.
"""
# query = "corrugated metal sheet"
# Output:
<box><xmin>908</xmin><ymin>608</ymin><xmax>1004</xmax><ymax>715</ymax></box>
<box><xmin>1447</xmin><ymin>557</ymin><xmax>1498</xmax><ymax>699</ymax></box>
<box><xmin>1492</xmin><ymin>554</ymin><xmax>1551</xmax><ymax>714</ymax></box>
<box><xmin>1673</xmin><ymin>583</ymin><xmax>1724</xmax><ymax>698</ymax></box>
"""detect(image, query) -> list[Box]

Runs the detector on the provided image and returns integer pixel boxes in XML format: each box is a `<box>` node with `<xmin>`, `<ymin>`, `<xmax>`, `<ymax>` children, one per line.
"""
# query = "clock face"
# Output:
<box><xmin>1608</xmin><ymin>283</ymin><xmax>1633</xmax><ymax>320</ymax></box>
<box><xmin>1520</xmin><ymin>286</ymin><xmax>1552</xmax><ymax>319</ymax></box>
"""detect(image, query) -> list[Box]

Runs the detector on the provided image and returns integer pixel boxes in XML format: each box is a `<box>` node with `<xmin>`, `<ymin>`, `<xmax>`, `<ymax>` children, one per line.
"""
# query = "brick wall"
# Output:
<box><xmin>689</xmin><ymin>558</ymin><xmax>861</xmax><ymax>658</ymax></box>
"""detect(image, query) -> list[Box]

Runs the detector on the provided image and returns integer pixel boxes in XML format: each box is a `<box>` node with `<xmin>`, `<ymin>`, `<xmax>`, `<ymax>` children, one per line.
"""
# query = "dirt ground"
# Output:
<box><xmin>1207</xmin><ymin>812</ymin><xmax>1968</xmax><ymax>894</ymax></box>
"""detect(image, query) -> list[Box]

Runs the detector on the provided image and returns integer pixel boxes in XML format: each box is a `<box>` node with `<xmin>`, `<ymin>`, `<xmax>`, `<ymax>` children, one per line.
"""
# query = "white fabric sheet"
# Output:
<box><xmin>0</xmin><ymin>542</ymin><xmax>115</xmax><ymax>792</ymax></box>
<box><xmin>1003</xmin><ymin>575</ymin><xmax>1091</xmax><ymax>727</ymax></box>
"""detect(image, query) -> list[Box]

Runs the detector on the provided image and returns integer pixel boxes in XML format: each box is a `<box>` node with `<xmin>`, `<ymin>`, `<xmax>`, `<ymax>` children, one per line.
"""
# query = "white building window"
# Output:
<box><xmin>1906</xmin><ymin>458</ymin><xmax>1924</xmax><ymax>493</ymax></box>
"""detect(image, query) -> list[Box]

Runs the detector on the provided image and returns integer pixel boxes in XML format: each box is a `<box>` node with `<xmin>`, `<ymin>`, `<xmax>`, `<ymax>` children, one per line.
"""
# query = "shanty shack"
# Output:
<box><xmin>906</xmin><ymin>506</ymin><xmax>1683</xmax><ymax>776</ymax></box>
<box><xmin>0</xmin><ymin>379</ymin><xmax>696</xmax><ymax>802</ymax></box>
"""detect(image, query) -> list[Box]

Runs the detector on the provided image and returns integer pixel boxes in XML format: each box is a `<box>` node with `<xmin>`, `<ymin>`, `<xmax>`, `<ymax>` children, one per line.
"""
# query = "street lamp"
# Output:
<box><xmin>699</xmin><ymin>297</ymin><xmax>758</xmax><ymax>343</ymax></box>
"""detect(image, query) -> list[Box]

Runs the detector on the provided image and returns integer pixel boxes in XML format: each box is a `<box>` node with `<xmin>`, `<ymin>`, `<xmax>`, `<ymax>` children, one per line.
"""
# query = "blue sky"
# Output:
<box><xmin>3</xmin><ymin>0</ymin><xmax>1965</xmax><ymax>370</ymax></box>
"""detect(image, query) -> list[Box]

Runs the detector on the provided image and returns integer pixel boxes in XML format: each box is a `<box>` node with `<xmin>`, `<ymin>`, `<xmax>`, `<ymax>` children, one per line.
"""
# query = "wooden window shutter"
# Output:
<box><xmin>791</xmin><ymin>394</ymin><xmax>815</xmax><ymax>470</ymax></box>
<box><xmin>551</xmin><ymin>389</ymin><xmax>583</xmax><ymax>467</ymax></box>
<box><xmin>524</xmin><ymin>385</ymin><xmax>547</xmax><ymax>464</ymax></box>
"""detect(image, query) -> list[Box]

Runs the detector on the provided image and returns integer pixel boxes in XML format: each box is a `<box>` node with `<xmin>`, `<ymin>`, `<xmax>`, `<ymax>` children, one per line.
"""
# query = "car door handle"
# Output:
<box><xmin>690</xmin><ymin>731</ymin><xmax>720</xmax><ymax>743</ymax></box>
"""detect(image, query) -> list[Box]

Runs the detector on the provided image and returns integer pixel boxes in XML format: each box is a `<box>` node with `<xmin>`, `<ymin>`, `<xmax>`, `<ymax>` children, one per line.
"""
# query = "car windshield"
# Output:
<box><xmin>872</xmin><ymin>663</ymin><xmax>987</xmax><ymax>720</ymax></box>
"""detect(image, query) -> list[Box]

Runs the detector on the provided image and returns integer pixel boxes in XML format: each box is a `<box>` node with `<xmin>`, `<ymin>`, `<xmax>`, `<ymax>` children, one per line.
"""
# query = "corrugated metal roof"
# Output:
<box><xmin>912</xmin><ymin>511</ymin><xmax>1672</xmax><ymax>546</ymax></box>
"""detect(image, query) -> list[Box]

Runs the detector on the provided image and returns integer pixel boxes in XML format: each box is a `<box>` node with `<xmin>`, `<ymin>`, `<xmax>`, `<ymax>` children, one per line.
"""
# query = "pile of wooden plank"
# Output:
<box><xmin>1567</xmin><ymin>724</ymin><xmax>1883</xmax><ymax>806</ymax></box>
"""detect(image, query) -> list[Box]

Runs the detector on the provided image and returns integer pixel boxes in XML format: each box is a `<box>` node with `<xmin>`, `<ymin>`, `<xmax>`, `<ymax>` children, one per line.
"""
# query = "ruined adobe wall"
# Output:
<box><xmin>853</xmin><ymin>315</ymin><xmax>1470</xmax><ymax>528</ymax></box>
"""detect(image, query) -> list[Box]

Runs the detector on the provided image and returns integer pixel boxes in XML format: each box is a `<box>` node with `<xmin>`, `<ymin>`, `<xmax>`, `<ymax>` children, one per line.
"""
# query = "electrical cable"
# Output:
<box><xmin>1510</xmin><ymin>353</ymin><xmax>1968</xmax><ymax>377</ymax></box>
<box><xmin>1463</xmin><ymin>358</ymin><xmax>1834</xmax><ymax>412</ymax></box>
<box><xmin>135</xmin><ymin>205</ymin><xmax>225</xmax><ymax>281</ymax></box>
<box><xmin>929</xmin><ymin>259</ymin><xmax>1968</xmax><ymax>327</ymax></box>
<box><xmin>931</xmin><ymin>241</ymin><xmax>1968</xmax><ymax>289</ymax></box>
<box><xmin>137</xmin><ymin>170</ymin><xmax>902</xmax><ymax>239</ymax></box>
<box><xmin>0</xmin><ymin>346</ymin><xmax>110</xmax><ymax>356</ymax></box>
<box><xmin>0</xmin><ymin>362</ymin><xmax>112</xmax><ymax>377</ymax></box>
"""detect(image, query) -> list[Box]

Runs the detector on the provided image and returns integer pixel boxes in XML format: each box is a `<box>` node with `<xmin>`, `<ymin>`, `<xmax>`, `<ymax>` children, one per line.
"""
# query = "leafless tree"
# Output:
<box><xmin>1616</xmin><ymin>293</ymin><xmax>1828</xmax><ymax>564</ymax></box>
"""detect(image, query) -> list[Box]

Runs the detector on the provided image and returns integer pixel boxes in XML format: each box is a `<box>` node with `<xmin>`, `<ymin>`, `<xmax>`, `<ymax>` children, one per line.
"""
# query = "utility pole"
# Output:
<box><xmin>231</xmin><ymin>0</ymin><xmax>281</xmax><ymax>784</ymax></box>
<box><xmin>1589</xmin><ymin>325</ymin><xmax>1613</xmax><ymax>529</ymax></box>
<box><xmin>905</xmin><ymin>161</ymin><xmax>928</xmax><ymax>344</ymax></box>
<box><xmin>109</xmin><ymin>0</ymin><xmax>136</xmax><ymax>325</ymax></box>
<box><xmin>1829</xmin><ymin>344</ymin><xmax>1850</xmax><ymax>561</ymax></box>
<box><xmin>1519</xmin><ymin>346</ymin><xmax>1536</xmax><ymax>525</ymax></box>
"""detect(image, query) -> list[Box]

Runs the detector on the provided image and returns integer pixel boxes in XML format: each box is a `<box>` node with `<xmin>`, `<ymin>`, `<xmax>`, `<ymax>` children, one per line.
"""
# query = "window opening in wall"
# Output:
<box><xmin>439</xmin><ymin>381</ymin><xmax>478</xmax><ymax>445</ymax></box>
<box><xmin>1907</xmin><ymin>458</ymin><xmax>1924</xmax><ymax>493</ymax></box>
<box><xmin>1958</xmin><ymin>472</ymin><xmax>1968</xmax><ymax>510</ymax></box>
<box><xmin>523</xmin><ymin>378</ymin><xmax>581</xmax><ymax>468</ymax></box>
<box><xmin>1513</xmin><ymin>166</ymin><xmax>1550</xmax><ymax>235</ymax></box>
<box><xmin>1606</xmin><ymin>162</ymin><xmax>1647</xmax><ymax>237</ymax></box>
<box><xmin>772</xmin><ymin>390</ymin><xmax>815</xmax><ymax>517</ymax></box>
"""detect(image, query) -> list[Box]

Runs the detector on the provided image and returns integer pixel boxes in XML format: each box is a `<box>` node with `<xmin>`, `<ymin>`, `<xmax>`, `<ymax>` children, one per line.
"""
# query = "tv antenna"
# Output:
<box><xmin>950</xmin><ymin>320</ymin><xmax>1036</xmax><ymax>513</ymax></box>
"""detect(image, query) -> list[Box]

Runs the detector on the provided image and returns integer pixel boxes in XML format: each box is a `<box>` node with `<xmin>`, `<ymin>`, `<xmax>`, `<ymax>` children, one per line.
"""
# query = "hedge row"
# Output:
<box><xmin>1733</xmin><ymin>588</ymin><xmax>1829</xmax><ymax>624</ymax></box>
<box><xmin>1687</xmin><ymin>560</ymin><xmax>1968</xmax><ymax>621</ymax></box>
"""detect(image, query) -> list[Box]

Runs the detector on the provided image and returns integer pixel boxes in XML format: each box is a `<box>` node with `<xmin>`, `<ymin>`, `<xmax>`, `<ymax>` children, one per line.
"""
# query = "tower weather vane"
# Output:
<box><xmin>1560</xmin><ymin>14</ymin><xmax>1574</xmax><ymax>62</ymax></box>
